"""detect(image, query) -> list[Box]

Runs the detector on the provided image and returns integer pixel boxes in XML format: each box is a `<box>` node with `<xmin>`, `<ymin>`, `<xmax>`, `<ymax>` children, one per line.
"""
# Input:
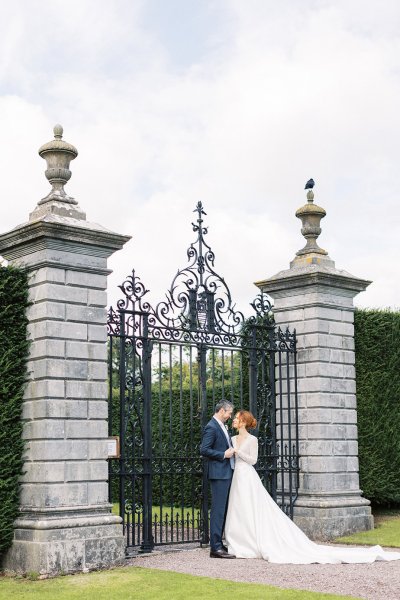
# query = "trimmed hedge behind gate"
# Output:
<box><xmin>354</xmin><ymin>308</ymin><xmax>400</xmax><ymax>505</ymax></box>
<box><xmin>108</xmin><ymin>308</ymin><xmax>400</xmax><ymax>509</ymax></box>
<box><xmin>0</xmin><ymin>266</ymin><xmax>30</xmax><ymax>560</ymax></box>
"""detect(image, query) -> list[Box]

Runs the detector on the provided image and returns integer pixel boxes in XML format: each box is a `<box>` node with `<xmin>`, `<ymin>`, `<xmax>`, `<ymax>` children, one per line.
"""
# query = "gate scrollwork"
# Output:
<box><xmin>107</xmin><ymin>202</ymin><xmax>299</xmax><ymax>553</ymax></box>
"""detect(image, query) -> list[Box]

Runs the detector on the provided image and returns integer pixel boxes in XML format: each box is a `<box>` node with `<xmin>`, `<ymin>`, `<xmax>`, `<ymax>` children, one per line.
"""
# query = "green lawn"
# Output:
<box><xmin>112</xmin><ymin>503</ymin><xmax>202</xmax><ymax>519</ymax></box>
<box><xmin>3</xmin><ymin>509</ymin><xmax>398</xmax><ymax>600</ymax></box>
<box><xmin>335</xmin><ymin>508</ymin><xmax>400</xmax><ymax>547</ymax></box>
<box><xmin>0</xmin><ymin>567</ymin><xmax>360</xmax><ymax>600</ymax></box>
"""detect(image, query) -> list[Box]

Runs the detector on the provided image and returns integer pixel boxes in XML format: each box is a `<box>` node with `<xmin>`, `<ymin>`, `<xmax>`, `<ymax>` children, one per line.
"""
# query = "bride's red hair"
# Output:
<box><xmin>237</xmin><ymin>410</ymin><xmax>257</xmax><ymax>430</ymax></box>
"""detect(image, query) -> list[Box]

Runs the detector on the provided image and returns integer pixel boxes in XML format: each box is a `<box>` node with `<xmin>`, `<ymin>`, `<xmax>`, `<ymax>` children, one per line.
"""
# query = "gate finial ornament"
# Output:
<box><xmin>30</xmin><ymin>125</ymin><xmax>86</xmax><ymax>221</ymax></box>
<box><xmin>38</xmin><ymin>124</ymin><xmax>78</xmax><ymax>205</ymax></box>
<box><xmin>290</xmin><ymin>180</ymin><xmax>335</xmax><ymax>268</ymax></box>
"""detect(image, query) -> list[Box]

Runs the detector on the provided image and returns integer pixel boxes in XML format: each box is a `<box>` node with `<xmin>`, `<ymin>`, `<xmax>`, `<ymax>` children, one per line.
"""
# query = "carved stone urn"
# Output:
<box><xmin>290</xmin><ymin>185</ymin><xmax>334</xmax><ymax>268</ymax></box>
<box><xmin>30</xmin><ymin>125</ymin><xmax>85</xmax><ymax>221</ymax></box>
<box><xmin>295</xmin><ymin>189</ymin><xmax>327</xmax><ymax>256</ymax></box>
<box><xmin>38</xmin><ymin>124</ymin><xmax>78</xmax><ymax>204</ymax></box>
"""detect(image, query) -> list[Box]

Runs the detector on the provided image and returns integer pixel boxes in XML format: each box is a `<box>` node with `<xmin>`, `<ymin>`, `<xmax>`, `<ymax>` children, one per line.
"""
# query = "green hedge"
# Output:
<box><xmin>109</xmin><ymin>309</ymin><xmax>400</xmax><ymax>508</ymax></box>
<box><xmin>109</xmin><ymin>382</ymin><xmax>239</xmax><ymax>509</ymax></box>
<box><xmin>0</xmin><ymin>266</ymin><xmax>30</xmax><ymax>559</ymax></box>
<box><xmin>355</xmin><ymin>308</ymin><xmax>400</xmax><ymax>505</ymax></box>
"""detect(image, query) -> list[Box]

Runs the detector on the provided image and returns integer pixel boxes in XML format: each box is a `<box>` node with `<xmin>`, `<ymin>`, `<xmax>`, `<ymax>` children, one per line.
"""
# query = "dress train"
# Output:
<box><xmin>225</xmin><ymin>435</ymin><xmax>400</xmax><ymax>564</ymax></box>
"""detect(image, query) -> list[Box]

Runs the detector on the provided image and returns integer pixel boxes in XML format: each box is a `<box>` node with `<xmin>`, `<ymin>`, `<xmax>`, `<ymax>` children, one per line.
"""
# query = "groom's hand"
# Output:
<box><xmin>224</xmin><ymin>448</ymin><xmax>235</xmax><ymax>459</ymax></box>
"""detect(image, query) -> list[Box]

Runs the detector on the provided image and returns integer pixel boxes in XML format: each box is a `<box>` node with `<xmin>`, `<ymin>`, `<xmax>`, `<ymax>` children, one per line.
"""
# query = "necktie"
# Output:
<box><xmin>214</xmin><ymin>417</ymin><xmax>235</xmax><ymax>469</ymax></box>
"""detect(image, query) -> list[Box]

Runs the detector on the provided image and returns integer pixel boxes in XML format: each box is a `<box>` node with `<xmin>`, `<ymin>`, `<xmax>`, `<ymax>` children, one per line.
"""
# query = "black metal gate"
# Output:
<box><xmin>107</xmin><ymin>202</ymin><xmax>299</xmax><ymax>553</ymax></box>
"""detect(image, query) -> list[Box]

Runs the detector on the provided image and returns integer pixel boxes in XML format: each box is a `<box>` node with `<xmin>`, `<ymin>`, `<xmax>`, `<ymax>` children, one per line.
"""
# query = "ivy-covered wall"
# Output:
<box><xmin>354</xmin><ymin>308</ymin><xmax>400</xmax><ymax>505</ymax></box>
<box><xmin>0</xmin><ymin>266</ymin><xmax>30</xmax><ymax>560</ymax></box>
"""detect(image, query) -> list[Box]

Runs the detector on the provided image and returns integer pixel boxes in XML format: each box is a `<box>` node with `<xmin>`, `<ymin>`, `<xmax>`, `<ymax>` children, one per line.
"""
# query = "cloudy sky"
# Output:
<box><xmin>0</xmin><ymin>0</ymin><xmax>399</xmax><ymax>314</ymax></box>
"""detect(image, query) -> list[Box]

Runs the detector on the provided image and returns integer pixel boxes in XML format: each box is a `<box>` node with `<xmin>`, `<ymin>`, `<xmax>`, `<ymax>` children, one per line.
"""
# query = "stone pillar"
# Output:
<box><xmin>256</xmin><ymin>183</ymin><xmax>374</xmax><ymax>540</ymax></box>
<box><xmin>0</xmin><ymin>126</ymin><xmax>130</xmax><ymax>574</ymax></box>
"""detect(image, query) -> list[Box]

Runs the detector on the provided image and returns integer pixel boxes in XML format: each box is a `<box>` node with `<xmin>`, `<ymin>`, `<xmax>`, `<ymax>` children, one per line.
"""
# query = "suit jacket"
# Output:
<box><xmin>200</xmin><ymin>418</ymin><xmax>233</xmax><ymax>480</ymax></box>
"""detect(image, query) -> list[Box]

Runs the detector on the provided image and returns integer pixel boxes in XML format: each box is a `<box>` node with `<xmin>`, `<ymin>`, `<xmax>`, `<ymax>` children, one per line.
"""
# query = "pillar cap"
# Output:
<box><xmin>255</xmin><ymin>263</ymin><xmax>371</xmax><ymax>297</ymax></box>
<box><xmin>0</xmin><ymin>215</ymin><xmax>131</xmax><ymax>268</ymax></box>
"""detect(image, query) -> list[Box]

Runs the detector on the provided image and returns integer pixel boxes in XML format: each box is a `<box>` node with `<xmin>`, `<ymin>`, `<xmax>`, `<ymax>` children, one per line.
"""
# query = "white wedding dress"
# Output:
<box><xmin>225</xmin><ymin>435</ymin><xmax>400</xmax><ymax>564</ymax></box>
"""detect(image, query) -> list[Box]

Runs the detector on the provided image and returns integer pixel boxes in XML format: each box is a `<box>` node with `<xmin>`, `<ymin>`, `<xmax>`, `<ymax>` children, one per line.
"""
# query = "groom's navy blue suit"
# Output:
<box><xmin>200</xmin><ymin>417</ymin><xmax>234</xmax><ymax>552</ymax></box>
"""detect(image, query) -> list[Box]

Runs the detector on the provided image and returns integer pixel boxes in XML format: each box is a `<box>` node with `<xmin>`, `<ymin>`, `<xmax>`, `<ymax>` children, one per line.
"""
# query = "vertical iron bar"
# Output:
<box><xmin>212</xmin><ymin>349</ymin><xmax>215</xmax><ymax>409</ymax></box>
<box><xmin>260</xmin><ymin>347</ymin><xmax>266</xmax><ymax>484</ymax></box>
<box><xmin>179</xmin><ymin>345</ymin><xmax>184</xmax><ymax>541</ymax></box>
<box><xmin>248</xmin><ymin>327</ymin><xmax>257</xmax><ymax>417</ymax></box>
<box><xmin>168</xmin><ymin>345</ymin><xmax>174</xmax><ymax>542</ymax></box>
<box><xmin>199</xmin><ymin>343</ymin><xmax>209</xmax><ymax>545</ymax></box>
<box><xmin>189</xmin><ymin>345</ymin><xmax>195</xmax><ymax>541</ymax></box>
<box><xmin>108</xmin><ymin>335</ymin><xmax>113</xmax><ymax>505</ymax></box>
<box><xmin>286</xmin><ymin>348</ymin><xmax>293</xmax><ymax>518</ymax></box>
<box><xmin>230</xmin><ymin>351</ymin><xmax>234</xmax><ymax>403</ymax></box>
<box><xmin>278</xmin><ymin>350</ymin><xmax>284</xmax><ymax>510</ymax></box>
<box><xmin>268</xmin><ymin>324</ymin><xmax>277</xmax><ymax>502</ymax></box>
<box><xmin>118</xmin><ymin>312</ymin><xmax>126</xmax><ymax>535</ymax></box>
<box><xmin>129</xmin><ymin>333</ymin><xmax>135</xmax><ymax>548</ymax></box>
<box><xmin>239</xmin><ymin>351</ymin><xmax>243</xmax><ymax>409</ymax></box>
<box><xmin>131</xmin><ymin>337</ymin><xmax>136</xmax><ymax>547</ymax></box>
<box><xmin>158</xmin><ymin>343</ymin><xmax>163</xmax><ymax>544</ymax></box>
<box><xmin>140</xmin><ymin>313</ymin><xmax>154</xmax><ymax>552</ymax></box>
<box><xmin>293</xmin><ymin>331</ymin><xmax>300</xmax><ymax>512</ymax></box>
<box><xmin>221</xmin><ymin>349</ymin><xmax>225</xmax><ymax>399</ymax></box>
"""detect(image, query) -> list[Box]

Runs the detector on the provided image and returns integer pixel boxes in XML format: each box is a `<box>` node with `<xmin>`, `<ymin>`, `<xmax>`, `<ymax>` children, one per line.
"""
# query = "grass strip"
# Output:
<box><xmin>0</xmin><ymin>566</ymin><xmax>361</xmax><ymax>600</ymax></box>
<box><xmin>336</xmin><ymin>515</ymin><xmax>400</xmax><ymax>548</ymax></box>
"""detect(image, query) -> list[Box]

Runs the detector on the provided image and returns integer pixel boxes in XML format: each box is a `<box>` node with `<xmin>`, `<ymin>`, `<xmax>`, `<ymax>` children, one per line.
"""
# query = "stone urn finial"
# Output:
<box><xmin>38</xmin><ymin>124</ymin><xmax>78</xmax><ymax>206</ymax></box>
<box><xmin>290</xmin><ymin>180</ymin><xmax>334</xmax><ymax>268</ymax></box>
<box><xmin>29</xmin><ymin>125</ymin><xmax>85</xmax><ymax>221</ymax></box>
<box><xmin>295</xmin><ymin>181</ymin><xmax>327</xmax><ymax>257</ymax></box>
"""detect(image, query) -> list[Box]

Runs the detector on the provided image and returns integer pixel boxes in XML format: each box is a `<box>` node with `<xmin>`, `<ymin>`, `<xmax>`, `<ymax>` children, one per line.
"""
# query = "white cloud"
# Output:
<box><xmin>0</xmin><ymin>0</ymin><xmax>399</xmax><ymax>314</ymax></box>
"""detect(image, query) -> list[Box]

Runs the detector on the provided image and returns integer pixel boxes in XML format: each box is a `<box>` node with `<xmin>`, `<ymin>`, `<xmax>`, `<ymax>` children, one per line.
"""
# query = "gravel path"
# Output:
<box><xmin>129</xmin><ymin>545</ymin><xmax>400</xmax><ymax>600</ymax></box>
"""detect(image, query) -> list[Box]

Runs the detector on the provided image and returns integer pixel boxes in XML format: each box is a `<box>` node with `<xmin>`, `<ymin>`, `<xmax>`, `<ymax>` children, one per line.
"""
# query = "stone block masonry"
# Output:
<box><xmin>0</xmin><ymin>125</ymin><xmax>130</xmax><ymax>575</ymax></box>
<box><xmin>256</xmin><ymin>184</ymin><xmax>373</xmax><ymax>540</ymax></box>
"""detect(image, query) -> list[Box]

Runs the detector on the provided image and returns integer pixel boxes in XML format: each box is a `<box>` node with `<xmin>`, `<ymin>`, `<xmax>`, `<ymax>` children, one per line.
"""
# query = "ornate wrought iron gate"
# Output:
<box><xmin>107</xmin><ymin>203</ymin><xmax>299</xmax><ymax>553</ymax></box>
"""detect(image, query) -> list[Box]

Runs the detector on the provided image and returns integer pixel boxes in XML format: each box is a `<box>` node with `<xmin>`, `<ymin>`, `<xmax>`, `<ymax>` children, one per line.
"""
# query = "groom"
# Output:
<box><xmin>200</xmin><ymin>400</ymin><xmax>236</xmax><ymax>559</ymax></box>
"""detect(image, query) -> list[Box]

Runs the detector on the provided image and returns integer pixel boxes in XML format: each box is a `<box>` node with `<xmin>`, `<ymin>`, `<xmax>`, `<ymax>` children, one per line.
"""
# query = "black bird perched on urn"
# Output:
<box><xmin>305</xmin><ymin>178</ymin><xmax>315</xmax><ymax>190</ymax></box>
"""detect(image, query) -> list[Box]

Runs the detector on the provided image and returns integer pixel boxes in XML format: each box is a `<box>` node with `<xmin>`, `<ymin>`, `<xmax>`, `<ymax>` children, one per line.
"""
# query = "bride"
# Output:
<box><xmin>224</xmin><ymin>410</ymin><xmax>400</xmax><ymax>564</ymax></box>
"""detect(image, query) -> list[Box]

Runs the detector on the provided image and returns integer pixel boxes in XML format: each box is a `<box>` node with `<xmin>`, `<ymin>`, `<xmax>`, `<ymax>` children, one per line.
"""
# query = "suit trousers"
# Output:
<box><xmin>210</xmin><ymin>477</ymin><xmax>232</xmax><ymax>551</ymax></box>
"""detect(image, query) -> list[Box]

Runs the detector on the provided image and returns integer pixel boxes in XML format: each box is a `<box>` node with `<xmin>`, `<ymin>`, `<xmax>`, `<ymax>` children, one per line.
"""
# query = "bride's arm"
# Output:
<box><xmin>235</xmin><ymin>436</ymin><xmax>258</xmax><ymax>465</ymax></box>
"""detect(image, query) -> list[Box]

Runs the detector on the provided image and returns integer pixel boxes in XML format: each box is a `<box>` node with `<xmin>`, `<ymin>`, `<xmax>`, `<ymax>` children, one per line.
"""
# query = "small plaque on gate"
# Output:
<box><xmin>107</xmin><ymin>436</ymin><xmax>120</xmax><ymax>458</ymax></box>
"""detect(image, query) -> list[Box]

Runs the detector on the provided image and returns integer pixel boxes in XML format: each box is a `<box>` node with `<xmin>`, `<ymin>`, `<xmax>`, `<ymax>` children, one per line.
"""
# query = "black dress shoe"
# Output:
<box><xmin>210</xmin><ymin>548</ymin><xmax>236</xmax><ymax>559</ymax></box>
